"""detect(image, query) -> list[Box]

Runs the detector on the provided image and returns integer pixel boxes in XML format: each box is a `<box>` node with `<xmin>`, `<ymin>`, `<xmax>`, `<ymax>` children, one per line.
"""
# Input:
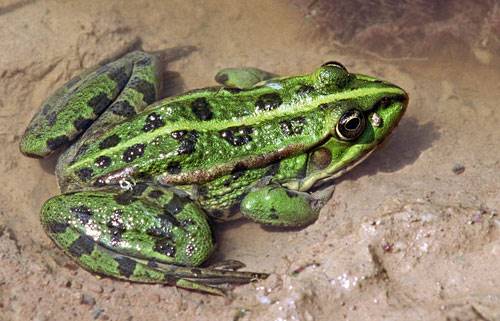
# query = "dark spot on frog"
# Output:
<box><xmin>113</xmin><ymin>191</ymin><xmax>137</xmax><ymax>205</ymax></box>
<box><xmin>143</xmin><ymin>112</ymin><xmax>165</xmax><ymax>132</ymax></box>
<box><xmin>280</xmin><ymin>117</ymin><xmax>306</xmax><ymax>136</ymax></box>
<box><xmin>196</xmin><ymin>185</ymin><xmax>209</xmax><ymax>197</ymax></box>
<box><xmin>115</xmin><ymin>256</ymin><xmax>137</xmax><ymax>278</ymax></box>
<box><xmin>68</xmin><ymin>235</ymin><xmax>95</xmax><ymax>257</ymax></box>
<box><xmin>99</xmin><ymin>134</ymin><xmax>121</xmax><ymax>150</ymax></box>
<box><xmin>77</xmin><ymin>167</ymin><xmax>93</xmax><ymax>182</ymax></box>
<box><xmin>111</xmin><ymin>100</ymin><xmax>136</xmax><ymax>117</ymax></box>
<box><xmin>147</xmin><ymin>260</ymin><xmax>158</xmax><ymax>268</ymax></box>
<box><xmin>285</xmin><ymin>189</ymin><xmax>299</xmax><ymax>198</ymax></box>
<box><xmin>319</xmin><ymin>103</ymin><xmax>334</xmax><ymax>110</ymax></box>
<box><xmin>148</xmin><ymin>190</ymin><xmax>164</xmax><ymax>199</ymax></box>
<box><xmin>147</xmin><ymin>224</ymin><xmax>173</xmax><ymax>238</ymax></box>
<box><xmin>180</xmin><ymin>218</ymin><xmax>194</xmax><ymax>227</ymax></box>
<box><xmin>166</xmin><ymin>162</ymin><xmax>182</xmax><ymax>174</ymax></box>
<box><xmin>214</xmin><ymin>72</ymin><xmax>228</xmax><ymax>84</ymax></box>
<box><xmin>88</xmin><ymin>92</ymin><xmax>112</xmax><ymax>115</ymax></box>
<box><xmin>135</xmin><ymin>56</ymin><xmax>152</xmax><ymax>67</ymax></box>
<box><xmin>154</xmin><ymin>238</ymin><xmax>176</xmax><ymax>257</ymax></box>
<box><xmin>107</xmin><ymin>209</ymin><xmax>125</xmax><ymax>246</ymax></box>
<box><xmin>46</xmin><ymin>112</ymin><xmax>57</xmax><ymax>126</ymax></box>
<box><xmin>93</xmin><ymin>177</ymin><xmax>106</xmax><ymax>188</ymax></box>
<box><xmin>158</xmin><ymin>211</ymin><xmax>182</xmax><ymax>228</ymax></box>
<box><xmin>73</xmin><ymin>118</ymin><xmax>93</xmax><ymax>131</ymax></box>
<box><xmin>223</xmin><ymin>166</ymin><xmax>247</xmax><ymax>186</ymax></box>
<box><xmin>114</xmin><ymin>183</ymin><xmax>147</xmax><ymax>205</ymax></box>
<box><xmin>129</xmin><ymin>78</ymin><xmax>156</xmax><ymax>104</ymax></box>
<box><xmin>170</xmin><ymin>130</ymin><xmax>187</xmax><ymax>140</ymax></box>
<box><xmin>269</xmin><ymin>208</ymin><xmax>279</xmax><ymax>220</ymax></box>
<box><xmin>173</xmin><ymin>131</ymin><xmax>198</xmax><ymax>155</ymax></box>
<box><xmin>190</xmin><ymin>268</ymin><xmax>202</xmax><ymax>275</ymax></box>
<box><xmin>47</xmin><ymin>135</ymin><xmax>69</xmax><ymax>151</ymax></box>
<box><xmin>122</xmin><ymin>143</ymin><xmax>145</xmax><ymax>163</ymax></box>
<box><xmin>191</xmin><ymin>97</ymin><xmax>213</xmax><ymax>121</ymax></box>
<box><xmin>265</xmin><ymin>161</ymin><xmax>280</xmax><ymax>177</ymax></box>
<box><xmin>70</xmin><ymin>205</ymin><xmax>93</xmax><ymax>224</ymax></box>
<box><xmin>310</xmin><ymin>147</ymin><xmax>332</xmax><ymax>170</ymax></box>
<box><xmin>223</xmin><ymin>87</ymin><xmax>242</xmax><ymax>94</ymax></box>
<box><xmin>255</xmin><ymin>93</ymin><xmax>282</xmax><ymax>111</ymax></box>
<box><xmin>163</xmin><ymin>274</ymin><xmax>177</xmax><ymax>285</ymax></box>
<box><xmin>95</xmin><ymin>155</ymin><xmax>112</xmax><ymax>168</ymax></box>
<box><xmin>164</xmin><ymin>194</ymin><xmax>188</xmax><ymax>215</ymax></box>
<box><xmin>133</xmin><ymin>183</ymin><xmax>148</xmax><ymax>195</ymax></box>
<box><xmin>220</xmin><ymin>126</ymin><xmax>253</xmax><ymax>146</ymax></box>
<box><xmin>108</xmin><ymin>68</ymin><xmax>131</xmax><ymax>90</ymax></box>
<box><xmin>46</xmin><ymin>221</ymin><xmax>69</xmax><ymax>234</ymax></box>
<box><xmin>296</xmin><ymin>85</ymin><xmax>315</xmax><ymax>96</ymax></box>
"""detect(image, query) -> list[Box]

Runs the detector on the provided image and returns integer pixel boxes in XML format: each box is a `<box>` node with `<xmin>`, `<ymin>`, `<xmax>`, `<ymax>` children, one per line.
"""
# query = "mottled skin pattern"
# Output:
<box><xmin>20</xmin><ymin>51</ymin><xmax>408</xmax><ymax>294</ymax></box>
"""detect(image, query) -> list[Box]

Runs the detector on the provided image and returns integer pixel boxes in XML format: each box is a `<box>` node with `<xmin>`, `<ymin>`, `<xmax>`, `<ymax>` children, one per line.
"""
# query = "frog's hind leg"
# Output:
<box><xmin>41</xmin><ymin>184</ymin><xmax>267</xmax><ymax>295</ymax></box>
<box><xmin>20</xmin><ymin>51</ymin><xmax>161</xmax><ymax>158</ymax></box>
<box><xmin>214</xmin><ymin>67</ymin><xmax>277</xmax><ymax>89</ymax></box>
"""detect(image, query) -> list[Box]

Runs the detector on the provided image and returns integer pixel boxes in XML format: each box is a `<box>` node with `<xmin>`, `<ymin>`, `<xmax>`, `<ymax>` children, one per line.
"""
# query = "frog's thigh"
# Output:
<box><xmin>41</xmin><ymin>185</ymin><xmax>213</xmax><ymax>280</ymax></box>
<box><xmin>20</xmin><ymin>51</ymin><xmax>160</xmax><ymax>158</ymax></box>
<box><xmin>41</xmin><ymin>185</ymin><xmax>265</xmax><ymax>294</ymax></box>
<box><xmin>240</xmin><ymin>186</ymin><xmax>320</xmax><ymax>227</ymax></box>
<box><xmin>214</xmin><ymin>67</ymin><xmax>276</xmax><ymax>89</ymax></box>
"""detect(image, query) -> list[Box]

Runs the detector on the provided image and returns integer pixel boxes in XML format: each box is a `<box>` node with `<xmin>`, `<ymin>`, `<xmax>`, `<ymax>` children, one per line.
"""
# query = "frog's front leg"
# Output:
<box><xmin>239</xmin><ymin>185</ymin><xmax>332</xmax><ymax>227</ymax></box>
<box><xmin>215</xmin><ymin>67</ymin><xmax>276</xmax><ymax>89</ymax></box>
<box><xmin>20</xmin><ymin>50</ymin><xmax>160</xmax><ymax>158</ymax></box>
<box><xmin>41</xmin><ymin>184</ymin><xmax>266</xmax><ymax>295</ymax></box>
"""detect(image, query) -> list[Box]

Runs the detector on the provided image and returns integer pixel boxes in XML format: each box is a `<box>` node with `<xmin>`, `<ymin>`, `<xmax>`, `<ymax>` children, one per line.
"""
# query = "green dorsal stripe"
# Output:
<box><xmin>71</xmin><ymin>86</ymin><xmax>404</xmax><ymax>169</ymax></box>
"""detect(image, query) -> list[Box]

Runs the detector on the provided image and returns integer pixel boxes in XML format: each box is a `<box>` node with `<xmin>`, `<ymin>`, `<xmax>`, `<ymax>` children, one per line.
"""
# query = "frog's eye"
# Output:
<box><xmin>321</xmin><ymin>61</ymin><xmax>347</xmax><ymax>72</ymax></box>
<box><xmin>314</xmin><ymin>61</ymin><xmax>351</xmax><ymax>89</ymax></box>
<box><xmin>335</xmin><ymin>109</ymin><xmax>366</xmax><ymax>141</ymax></box>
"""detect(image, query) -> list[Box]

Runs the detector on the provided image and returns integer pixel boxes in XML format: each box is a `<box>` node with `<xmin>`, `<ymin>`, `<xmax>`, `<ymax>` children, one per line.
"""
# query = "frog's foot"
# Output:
<box><xmin>20</xmin><ymin>50</ymin><xmax>161</xmax><ymax>158</ymax></box>
<box><xmin>239</xmin><ymin>185</ymin><xmax>322</xmax><ymax>227</ymax></box>
<box><xmin>214</xmin><ymin>67</ymin><xmax>277</xmax><ymax>89</ymax></box>
<box><xmin>40</xmin><ymin>185</ymin><xmax>267</xmax><ymax>295</ymax></box>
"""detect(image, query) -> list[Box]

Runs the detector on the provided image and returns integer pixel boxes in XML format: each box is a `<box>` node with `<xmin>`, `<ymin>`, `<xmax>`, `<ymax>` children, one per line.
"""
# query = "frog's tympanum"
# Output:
<box><xmin>20</xmin><ymin>51</ymin><xmax>408</xmax><ymax>294</ymax></box>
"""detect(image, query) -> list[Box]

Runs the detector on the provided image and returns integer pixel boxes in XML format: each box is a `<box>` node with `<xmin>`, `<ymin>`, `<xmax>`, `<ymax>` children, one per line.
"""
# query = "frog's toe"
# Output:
<box><xmin>215</xmin><ymin>67</ymin><xmax>276</xmax><ymax>89</ymax></box>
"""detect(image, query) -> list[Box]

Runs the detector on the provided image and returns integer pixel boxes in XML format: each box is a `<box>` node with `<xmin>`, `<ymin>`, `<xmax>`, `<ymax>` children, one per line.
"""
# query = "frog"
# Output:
<box><xmin>19</xmin><ymin>51</ymin><xmax>408</xmax><ymax>295</ymax></box>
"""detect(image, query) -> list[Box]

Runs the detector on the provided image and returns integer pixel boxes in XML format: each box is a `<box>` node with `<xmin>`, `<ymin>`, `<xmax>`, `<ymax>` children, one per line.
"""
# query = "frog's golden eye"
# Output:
<box><xmin>321</xmin><ymin>61</ymin><xmax>347</xmax><ymax>72</ymax></box>
<box><xmin>336</xmin><ymin>109</ymin><xmax>366</xmax><ymax>141</ymax></box>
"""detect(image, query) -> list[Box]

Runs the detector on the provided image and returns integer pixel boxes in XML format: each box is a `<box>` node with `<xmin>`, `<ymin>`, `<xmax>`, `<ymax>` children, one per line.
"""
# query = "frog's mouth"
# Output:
<box><xmin>293</xmin><ymin>86</ymin><xmax>408</xmax><ymax>192</ymax></box>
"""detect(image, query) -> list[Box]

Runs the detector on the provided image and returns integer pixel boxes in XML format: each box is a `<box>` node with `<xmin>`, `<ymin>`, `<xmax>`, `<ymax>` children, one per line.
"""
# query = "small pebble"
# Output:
<box><xmin>81</xmin><ymin>293</ymin><xmax>96</xmax><ymax>306</ymax></box>
<box><xmin>452</xmin><ymin>164</ymin><xmax>465</xmax><ymax>175</ymax></box>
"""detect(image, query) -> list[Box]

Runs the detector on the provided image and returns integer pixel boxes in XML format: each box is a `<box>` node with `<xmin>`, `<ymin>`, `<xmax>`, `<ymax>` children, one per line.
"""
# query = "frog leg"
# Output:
<box><xmin>214</xmin><ymin>67</ymin><xmax>277</xmax><ymax>89</ymax></box>
<box><xmin>239</xmin><ymin>185</ymin><xmax>332</xmax><ymax>227</ymax></box>
<box><xmin>41</xmin><ymin>184</ymin><xmax>267</xmax><ymax>295</ymax></box>
<box><xmin>20</xmin><ymin>50</ymin><xmax>161</xmax><ymax>158</ymax></box>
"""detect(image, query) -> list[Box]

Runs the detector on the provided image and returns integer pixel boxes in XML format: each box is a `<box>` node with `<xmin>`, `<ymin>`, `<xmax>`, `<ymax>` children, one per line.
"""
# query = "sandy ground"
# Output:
<box><xmin>0</xmin><ymin>1</ymin><xmax>499</xmax><ymax>320</ymax></box>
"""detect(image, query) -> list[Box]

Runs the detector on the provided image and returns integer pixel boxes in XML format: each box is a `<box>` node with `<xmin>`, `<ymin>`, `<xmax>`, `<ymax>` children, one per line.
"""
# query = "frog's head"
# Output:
<box><xmin>298</xmin><ymin>62</ymin><xmax>408</xmax><ymax>191</ymax></box>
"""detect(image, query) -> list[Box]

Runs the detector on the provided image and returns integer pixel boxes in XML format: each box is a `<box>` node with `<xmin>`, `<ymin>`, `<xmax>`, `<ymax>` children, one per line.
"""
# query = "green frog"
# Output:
<box><xmin>20</xmin><ymin>51</ymin><xmax>408</xmax><ymax>295</ymax></box>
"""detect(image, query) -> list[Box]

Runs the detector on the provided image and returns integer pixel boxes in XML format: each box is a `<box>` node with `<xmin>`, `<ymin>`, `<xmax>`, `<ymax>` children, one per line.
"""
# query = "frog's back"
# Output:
<box><xmin>58</xmin><ymin>77</ymin><xmax>333</xmax><ymax>191</ymax></box>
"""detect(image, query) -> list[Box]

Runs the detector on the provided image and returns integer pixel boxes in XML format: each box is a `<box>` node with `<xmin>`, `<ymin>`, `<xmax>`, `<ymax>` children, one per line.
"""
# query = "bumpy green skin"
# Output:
<box><xmin>20</xmin><ymin>51</ymin><xmax>408</xmax><ymax>294</ymax></box>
